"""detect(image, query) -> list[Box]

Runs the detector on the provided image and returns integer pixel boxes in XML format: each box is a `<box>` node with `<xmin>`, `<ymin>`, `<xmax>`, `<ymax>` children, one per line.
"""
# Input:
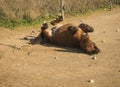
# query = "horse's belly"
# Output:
<box><xmin>52</xmin><ymin>30</ymin><xmax>79</xmax><ymax>47</ymax></box>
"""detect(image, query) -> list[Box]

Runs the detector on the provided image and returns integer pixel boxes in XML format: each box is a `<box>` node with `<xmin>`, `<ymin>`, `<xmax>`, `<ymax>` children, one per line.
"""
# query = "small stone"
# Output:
<box><xmin>27</xmin><ymin>52</ymin><xmax>32</xmax><ymax>56</ymax></box>
<box><xmin>54</xmin><ymin>56</ymin><xmax>58</xmax><ymax>59</ymax></box>
<box><xmin>88</xmin><ymin>65</ymin><xmax>91</xmax><ymax>67</ymax></box>
<box><xmin>80</xmin><ymin>20</ymin><xmax>83</xmax><ymax>23</ymax></box>
<box><xmin>12</xmin><ymin>45</ymin><xmax>21</xmax><ymax>50</ymax></box>
<box><xmin>116</xmin><ymin>29</ymin><xmax>119</xmax><ymax>32</ymax></box>
<box><xmin>30</xmin><ymin>31</ymin><xmax>36</xmax><ymax>35</ymax></box>
<box><xmin>92</xmin><ymin>56</ymin><xmax>97</xmax><ymax>60</ymax></box>
<box><xmin>88</xmin><ymin>79</ymin><xmax>95</xmax><ymax>83</ymax></box>
<box><xmin>100</xmin><ymin>40</ymin><xmax>105</xmax><ymax>43</ymax></box>
<box><xmin>32</xmin><ymin>31</ymin><xmax>35</xmax><ymax>33</ymax></box>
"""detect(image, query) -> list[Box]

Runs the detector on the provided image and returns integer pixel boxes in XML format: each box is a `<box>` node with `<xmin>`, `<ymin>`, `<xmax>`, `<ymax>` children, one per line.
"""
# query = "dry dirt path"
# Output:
<box><xmin>0</xmin><ymin>8</ymin><xmax>120</xmax><ymax>87</ymax></box>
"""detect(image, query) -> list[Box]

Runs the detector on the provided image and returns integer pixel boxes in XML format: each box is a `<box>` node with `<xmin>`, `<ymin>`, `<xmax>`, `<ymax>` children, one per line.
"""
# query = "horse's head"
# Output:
<box><xmin>80</xmin><ymin>33</ymin><xmax>100</xmax><ymax>55</ymax></box>
<box><xmin>79</xmin><ymin>23</ymin><xmax>94</xmax><ymax>33</ymax></box>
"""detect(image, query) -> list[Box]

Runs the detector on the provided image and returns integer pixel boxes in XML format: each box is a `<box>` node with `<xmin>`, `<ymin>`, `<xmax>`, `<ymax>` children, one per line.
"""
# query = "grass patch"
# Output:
<box><xmin>0</xmin><ymin>15</ymin><xmax>53</xmax><ymax>29</ymax></box>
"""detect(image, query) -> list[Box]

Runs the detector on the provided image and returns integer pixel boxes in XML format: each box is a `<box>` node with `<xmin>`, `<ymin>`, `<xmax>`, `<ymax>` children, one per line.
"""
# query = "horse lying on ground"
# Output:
<box><xmin>32</xmin><ymin>16</ymin><xmax>100</xmax><ymax>55</ymax></box>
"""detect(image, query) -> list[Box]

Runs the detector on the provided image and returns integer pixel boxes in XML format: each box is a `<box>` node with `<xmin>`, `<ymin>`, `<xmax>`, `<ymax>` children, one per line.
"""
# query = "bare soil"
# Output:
<box><xmin>0</xmin><ymin>8</ymin><xmax>120</xmax><ymax>87</ymax></box>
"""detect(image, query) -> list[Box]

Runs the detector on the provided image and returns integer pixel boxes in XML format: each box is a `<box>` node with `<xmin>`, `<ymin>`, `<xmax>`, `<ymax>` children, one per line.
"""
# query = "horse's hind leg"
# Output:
<box><xmin>78</xmin><ymin>23</ymin><xmax>94</xmax><ymax>33</ymax></box>
<box><xmin>50</xmin><ymin>14</ymin><xmax>63</xmax><ymax>26</ymax></box>
<box><xmin>67</xmin><ymin>26</ymin><xmax>78</xmax><ymax>34</ymax></box>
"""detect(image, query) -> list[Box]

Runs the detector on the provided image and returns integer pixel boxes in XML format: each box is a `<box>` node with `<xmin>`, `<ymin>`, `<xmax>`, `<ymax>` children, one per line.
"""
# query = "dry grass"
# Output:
<box><xmin>0</xmin><ymin>0</ymin><xmax>119</xmax><ymax>28</ymax></box>
<box><xmin>0</xmin><ymin>0</ymin><xmax>119</xmax><ymax>19</ymax></box>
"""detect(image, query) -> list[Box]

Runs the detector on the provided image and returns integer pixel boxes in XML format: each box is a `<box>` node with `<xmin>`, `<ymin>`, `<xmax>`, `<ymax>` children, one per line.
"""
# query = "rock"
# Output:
<box><xmin>30</xmin><ymin>31</ymin><xmax>36</xmax><ymax>35</ymax></box>
<box><xmin>100</xmin><ymin>40</ymin><xmax>105</xmax><ymax>43</ymax></box>
<box><xmin>32</xmin><ymin>31</ymin><xmax>35</xmax><ymax>33</ymax></box>
<box><xmin>12</xmin><ymin>45</ymin><xmax>21</xmax><ymax>50</ymax></box>
<box><xmin>116</xmin><ymin>29</ymin><xmax>119</xmax><ymax>32</ymax></box>
<box><xmin>80</xmin><ymin>19</ymin><xmax>85</xmax><ymax>23</ymax></box>
<box><xmin>54</xmin><ymin>56</ymin><xmax>58</xmax><ymax>59</ymax></box>
<box><xmin>88</xmin><ymin>79</ymin><xmax>95</xmax><ymax>83</ymax></box>
<box><xmin>91</xmin><ymin>56</ymin><xmax>97</xmax><ymax>60</ymax></box>
<box><xmin>27</xmin><ymin>52</ymin><xmax>32</xmax><ymax>56</ymax></box>
<box><xmin>80</xmin><ymin>20</ymin><xmax>83</xmax><ymax>23</ymax></box>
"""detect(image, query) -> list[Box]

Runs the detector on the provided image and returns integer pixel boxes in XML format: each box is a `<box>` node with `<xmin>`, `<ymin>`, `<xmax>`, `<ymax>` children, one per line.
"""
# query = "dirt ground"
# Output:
<box><xmin>0</xmin><ymin>8</ymin><xmax>120</xmax><ymax>87</ymax></box>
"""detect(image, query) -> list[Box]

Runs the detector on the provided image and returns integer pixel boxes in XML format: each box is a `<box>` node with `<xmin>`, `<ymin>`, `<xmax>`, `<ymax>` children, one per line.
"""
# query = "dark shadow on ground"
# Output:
<box><xmin>20</xmin><ymin>35</ymin><xmax>87</xmax><ymax>55</ymax></box>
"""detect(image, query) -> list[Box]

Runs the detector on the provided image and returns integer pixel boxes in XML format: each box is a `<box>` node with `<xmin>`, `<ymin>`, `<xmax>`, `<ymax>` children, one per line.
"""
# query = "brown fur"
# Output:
<box><xmin>39</xmin><ymin>23</ymin><xmax>100</xmax><ymax>55</ymax></box>
<box><xmin>80</xmin><ymin>33</ymin><xmax>100</xmax><ymax>55</ymax></box>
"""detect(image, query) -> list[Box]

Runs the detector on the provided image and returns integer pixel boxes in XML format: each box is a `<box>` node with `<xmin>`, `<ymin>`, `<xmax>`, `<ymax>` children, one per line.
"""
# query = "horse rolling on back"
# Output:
<box><xmin>33</xmin><ymin>16</ymin><xmax>100</xmax><ymax>55</ymax></box>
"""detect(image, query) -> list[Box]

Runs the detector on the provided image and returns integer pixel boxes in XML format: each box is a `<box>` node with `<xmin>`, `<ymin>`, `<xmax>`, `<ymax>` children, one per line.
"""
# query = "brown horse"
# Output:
<box><xmin>33</xmin><ymin>22</ymin><xmax>100</xmax><ymax>55</ymax></box>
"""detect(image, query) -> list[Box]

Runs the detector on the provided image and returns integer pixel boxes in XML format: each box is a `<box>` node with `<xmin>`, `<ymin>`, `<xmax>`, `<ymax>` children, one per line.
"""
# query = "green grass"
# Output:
<box><xmin>0</xmin><ymin>15</ymin><xmax>54</xmax><ymax>29</ymax></box>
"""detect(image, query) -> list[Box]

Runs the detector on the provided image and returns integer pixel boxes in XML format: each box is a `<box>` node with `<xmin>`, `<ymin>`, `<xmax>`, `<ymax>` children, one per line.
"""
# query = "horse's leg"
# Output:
<box><xmin>78</xmin><ymin>23</ymin><xmax>94</xmax><ymax>33</ymax></box>
<box><xmin>50</xmin><ymin>15</ymin><xmax>63</xmax><ymax>26</ymax></box>
<box><xmin>67</xmin><ymin>26</ymin><xmax>78</xmax><ymax>34</ymax></box>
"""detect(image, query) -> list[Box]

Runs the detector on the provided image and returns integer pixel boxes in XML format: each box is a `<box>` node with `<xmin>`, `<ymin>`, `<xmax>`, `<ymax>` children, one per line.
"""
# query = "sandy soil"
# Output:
<box><xmin>0</xmin><ymin>8</ymin><xmax>120</xmax><ymax>87</ymax></box>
